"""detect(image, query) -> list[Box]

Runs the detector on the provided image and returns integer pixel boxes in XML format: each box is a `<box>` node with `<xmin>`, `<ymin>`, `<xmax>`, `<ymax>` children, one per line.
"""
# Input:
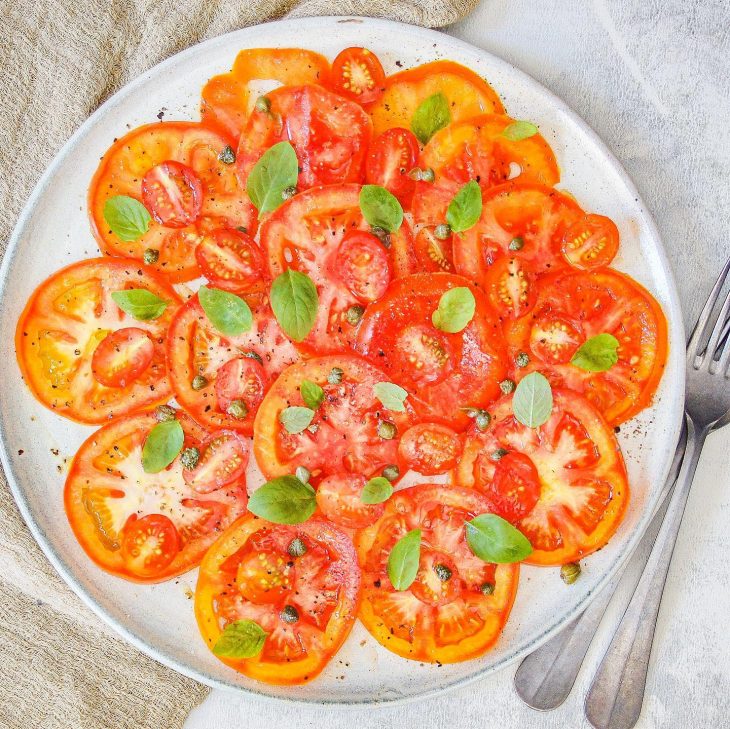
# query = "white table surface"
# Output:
<box><xmin>186</xmin><ymin>1</ymin><xmax>730</xmax><ymax>726</ymax></box>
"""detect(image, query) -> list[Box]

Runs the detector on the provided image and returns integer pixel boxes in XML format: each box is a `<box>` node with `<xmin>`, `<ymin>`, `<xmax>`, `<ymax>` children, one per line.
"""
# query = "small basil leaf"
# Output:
<box><xmin>212</xmin><ymin>620</ymin><xmax>267</xmax><ymax>658</ymax></box>
<box><xmin>571</xmin><ymin>333</ymin><xmax>619</xmax><ymax>372</ymax></box>
<box><xmin>103</xmin><ymin>195</ymin><xmax>151</xmax><ymax>242</ymax></box>
<box><xmin>247</xmin><ymin>475</ymin><xmax>317</xmax><ymax>524</ymax></box>
<box><xmin>359</xmin><ymin>185</ymin><xmax>403</xmax><ymax>233</ymax></box>
<box><xmin>361</xmin><ymin>476</ymin><xmax>393</xmax><ymax>505</ymax></box>
<box><xmin>512</xmin><ymin>372</ymin><xmax>553</xmax><ymax>428</ymax></box>
<box><xmin>111</xmin><ymin>289</ymin><xmax>168</xmax><ymax>321</ymax></box>
<box><xmin>300</xmin><ymin>379</ymin><xmax>324</xmax><ymax>409</ymax></box>
<box><xmin>279</xmin><ymin>406</ymin><xmax>315</xmax><ymax>434</ymax></box>
<box><xmin>270</xmin><ymin>269</ymin><xmax>319</xmax><ymax>342</ymax></box>
<box><xmin>410</xmin><ymin>92</ymin><xmax>451</xmax><ymax>145</ymax></box>
<box><xmin>502</xmin><ymin>120</ymin><xmax>539</xmax><ymax>141</ymax></box>
<box><xmin>246</xmin><ymin>141</ymin><xmax>299</xmax><ymax>216</ymax></box>
<box><xmin>141</xmin><ymin>419</ymin><xmax>184</xmax><ymax>474</ymax></box>
<box><xmin>387</xmin><ymin>528</ymin><xmax>422</xmax><ymax>590</ymax></box>
<box><xmin>198</xmin><ymin>285</ymin><xmax>252</xmax><ymax>336</ymax></box>
<box><xmin>446</xmin><ymin>180</ymin><xmax>482</xmax><ymax>233</ymax></box>
<box><xmin>373</xmin><ymin>382</ymin><xmax>408</xmax><ymax>412</ymax></box>
<box><xmin>466</xmin><ymin>513</ymin><xmax>533</xmax><ymax>563</ymax></box>
<box><xmin>432</xmin><ymin>286</ymin><xmax>476</xmax><ymax>333</ymax></box>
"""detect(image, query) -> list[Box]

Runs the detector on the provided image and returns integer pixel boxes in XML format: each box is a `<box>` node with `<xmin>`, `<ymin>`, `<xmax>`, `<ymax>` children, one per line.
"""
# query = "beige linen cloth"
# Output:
<box><xmin>0</xmin><ymin>1</ymin><xmax>477</xmax><ymax>728</ymax></box>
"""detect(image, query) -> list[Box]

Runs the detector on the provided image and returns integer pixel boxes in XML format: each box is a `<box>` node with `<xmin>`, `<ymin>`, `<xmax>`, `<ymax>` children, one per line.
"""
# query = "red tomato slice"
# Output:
<box><xmin>355</xmin><ymin>484</ymin><xmax>519</xmax><ymax>663</ymax></box>
<box><xmin>561</xmin><ymin>214</ymin><xmax>620</xmax><ymax>270</ymax></box>
<box><xmin>413</xmin><ymin>226</ymin><xmax>455</xmax><ymax>273</ymax></box>
<box><xmin>315</xmin><ymin>473</ymin><xmax>385</xmax><ymax>529</ymax></box>
<box><xmin>398</xmin><ymin>423</ymin><xmax>462</xmax><ymax>475</ymax></box>
<box><xmin>64</xmin><ymin>410</ymin><xmax>248</xmax><ymax>582</ymax></box>
<box><xmin>16</xmin><ymin>258</ymin><xmax>180</xmax><ymax>424</ymax></box>
<box><xmin>334</xmin><ymin>230</ymin><xmax>392</xmax><ymax>303</ymax></box>
<box><xmin>505</xmin><ymin>269</ymin><xmax>668</xmax><ymax>425</ymax></box>
<box><xmin>365</xmin><ymin>128</ymin><xmax>419</xmax><ymax>202</ymax></box>
<box><xmin>236</xmin><ymin>85</ymin><xmax>371</xmax><ymax>192</ymax></box>
<box><xmin>166</xmin><ymin>294</ymin><xmax>298</xmax><ymax>434</ymax></box>
<box><xmin>89</xmin><ymin>122</ymin><xmax>256</xmax><ymax>283</ymax></box>
<box><xmin>195</xmin><ymin>228</ymin><xmax>268</xmax><ymax>294</ymax></box>
<box><xmin>455</xmin><ymin>390</ymin><xmax>629</xmax><ymax>565</ymax></box>
<box><xmin>355</xmin><ymin>273</ymin><xmax>508</xmax><ymax>429</ymax></box>
<box><xmin>483</xmin><ymin>256</ymin><xmax>539</xmax><ymax>321</ymax></box>
<box><xmin>253</xmin><ymin>355</ymin><xmax>415</xmax><ymax>484</ymax></box>
<box><xmin>195</xmin><ymin>516</ymin><xmax>361</xmax><ymax>685</ymax></box>
<box><xmin>183</xmin><ymin>430</ymin><xmax>250</xmax><ymax>494</ymax></box>
<box><xmin>331</xmin><ymin>47</ymin><xmax>386</xmax><ymax>104</ymax></box>
<box><xmin>260</xmin><ymin>184</ymin><xmax>416</xmax><ymax>353</ymax></box>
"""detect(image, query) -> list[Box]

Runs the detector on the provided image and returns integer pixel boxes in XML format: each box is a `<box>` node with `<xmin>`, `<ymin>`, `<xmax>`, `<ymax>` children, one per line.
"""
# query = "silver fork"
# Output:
<box><xmin>584</xmin><ymin>257</ymin><xmax>730</xmax><ymax>729</ymax></box>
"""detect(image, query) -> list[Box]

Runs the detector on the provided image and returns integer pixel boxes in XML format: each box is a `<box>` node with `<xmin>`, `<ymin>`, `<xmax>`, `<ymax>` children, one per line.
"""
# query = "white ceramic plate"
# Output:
<box><xmin>0</xmin><ymin>16</ymin><xmax>684</xmax><ymax>706</ymax></box>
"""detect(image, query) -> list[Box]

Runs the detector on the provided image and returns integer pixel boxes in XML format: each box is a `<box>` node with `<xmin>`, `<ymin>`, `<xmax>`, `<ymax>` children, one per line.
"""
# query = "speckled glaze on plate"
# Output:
<box><xmin>0</xmin><ymin>16</ymin><xmax>684</xmax><ymax>706</ymax></box>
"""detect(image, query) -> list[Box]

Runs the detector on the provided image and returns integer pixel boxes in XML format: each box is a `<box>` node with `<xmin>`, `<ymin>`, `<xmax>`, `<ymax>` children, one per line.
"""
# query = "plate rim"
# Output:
<box><xmin>0</xmin><ymin>14</ymin><xmax>686</xmax><ymax>706</ymax></box>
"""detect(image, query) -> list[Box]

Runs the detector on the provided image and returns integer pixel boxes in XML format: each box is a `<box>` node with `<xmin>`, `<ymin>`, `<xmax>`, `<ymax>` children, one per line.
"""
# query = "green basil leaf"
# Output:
<box><xmin>446</xmin><ymin>180</ymin><xmax>482</xmax><ymax>233</ymax></box>
<box><xmin>512</xmin><ymin>371</ymin><xmax>553</xmax><ymax>428</ymax></box>
<box><xmin>410</xmin><ymin>92</ymin><xmax>451</xmax><ymax>144</ymax></box>
<box><xmin>270</xmin><ymin>269</ymin><xmax>319</xmax><ymax>342</ymax></box>
<box><xmin>466</xmin><ymin>513</ymin><xmax>533</xmax><ymax>563</ymax></box>
<box><xmin>246</xmin><ymin>141</ymin><xmax>299</xmax><ymax>216</ymax></box>
<box><xmin>373</xmin><ymin>382</ymin><xmax>408</xmax><ymax>412</ymax></box>
<box><xmin>198</xmin><ymin>285</ymin><xmax>252</xmax><ymax>336</ymax></box>
<box><xmin>247</xmin><ymin>475</ymin><xmax>317</xmax><ymax>524</ymax></box>
<box><xmin>279</xmin><ymin>406</ymin><xmax>315</xmax><ymax>434</ymax></box>
<box><xmin>300</xmin><ymin>379</ymin><xmax>324</xmax><ymax>409</ymax></box>
<box><xmin>571</xmin><ymin>333</ymin><xmax>620</xmax><ymax>372</ymax></box>
<box><xmin>359</xmin><ymin>185</ymin><xmax>403</xmax><ymax>233</ymax></box>
<box><xmin>432</xmin><ymin>286</ymin><xmax>476</xmax><ymax>333</ymax></box>
<box><xmin>387</xmin><ymin>528</ymin><xmax>422</xmax><ymax>590</ymax></box>
<box><xmin>361</xmin><ymin>476</ymin><xmax>393</xmax><ymax>505</ymax></box>
<box><xmin>502</xmin><ymin>120</ymin><xmax>539</xmax><ymax>141</ymax></box>
<box><xmin>111</xmin><ymin>289</ymin><xmax>168</xmax><ymax>321</ymax></box>
<box><xmin>103</xmin><ymin>195</ymin><xmax>151</xmax><ymax>242</ymax></box>
<box><xmin>141</xmin><ymin>420</ymin><xmax>184</xmax><ymax>474</ymax></box>
<box><xmin>212</xmin><ymin>620</ymin><xmax>268</xmax><ymax>658</ymax></box>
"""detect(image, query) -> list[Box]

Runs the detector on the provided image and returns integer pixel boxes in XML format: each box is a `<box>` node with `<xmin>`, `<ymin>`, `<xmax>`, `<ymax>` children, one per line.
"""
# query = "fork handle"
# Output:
<box><xmin>584</xmin><ymin>415</ymin><xmax>707</xmax><ymax>729</ymax></box>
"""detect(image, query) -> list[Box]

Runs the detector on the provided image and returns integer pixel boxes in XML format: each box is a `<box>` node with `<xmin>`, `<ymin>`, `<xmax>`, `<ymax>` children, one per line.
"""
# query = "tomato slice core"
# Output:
<box><xmin>331</xmin><ymin>47</ymin><xmax>386</xmax><ymax>104</ymax></box>
<box><xmin>365</xmin><ymin>127</ymin><xmax>419</xmax><ymax>201</ymax></box>
<box><xmin>91</xmin><ymin>327</ymin><xmax>154</xmax><ymax>388</ymax></box>
<box><xmin>142</xmin><ymin>160</ymin><xmax>203</xmax><ymax>228</ymax></box>
<box><xmin>333</xmin><ymin>231</ymin><xmax>392</xmax><ymax>303</ymax></box>
<box><xmin>315</xmin><ymin>473</ymin><xmax>385</xmax><ymax>529</ymax></box>
<box><xmin>183</xmin><ymin>430</ymin><xmax>250</xmax><ymax>494</ymax></box>
<box><xmin>561</xmin><ymin>214</ymin><xmax>620</xmax><ymax>270</ymax></box>
<box><xmin>195</xmin><ymin>228</ymin><xmax>267</xmax><ymax>293</ymax></box>
<box><xmin>120</xmin><ymin>514</ymin><xmax>181</xmax><ymax>578</ymax></box>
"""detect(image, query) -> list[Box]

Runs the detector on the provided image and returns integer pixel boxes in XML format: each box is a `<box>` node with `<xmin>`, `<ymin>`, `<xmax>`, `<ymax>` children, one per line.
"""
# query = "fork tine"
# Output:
<box><xmin>688</xmin><ymin>257</ymin><xmax>730</xmax><ymax>360</ymax></box>
<box><xmin>704</xmin><ymin>286</ymin><xmax>730</xmax><ymax>370</ymax></box>
<box><xmin>717</xmin><ymin>318</ymin><xmax>730</xmax><ymax>375</ymax></box>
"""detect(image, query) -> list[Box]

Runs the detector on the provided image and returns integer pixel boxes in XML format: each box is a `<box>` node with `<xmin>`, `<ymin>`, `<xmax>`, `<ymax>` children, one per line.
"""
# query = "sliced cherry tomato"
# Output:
<box><xmin>195</xmin><ymin>516</ymin><xmax>361</xmax><ymax>684</ymax></box>
<box><xmin>260</xmin><ymin>184</ymin><xmax>416</xmax><ymax>353</ymax></box>
<box><xmin>365</xmin><ymin>128</ymin><xmax>419</xmax><ymax>202</ymax></box>
<box><xmin>413</xmin><ymin>226</ymin><xmax>455</xmax><ymax>273</ymax></box>
<box><xmin>236</xmin><ymin>85</ymin><xmax>371</xmax><ymax>192</ymax></box>
<box><xmin>333</xmin><ymin>230</ymin><xmax>392</xmax><ymax>303</ymax></box>
<box><xmin>355</xmin><ymin>484</ymin><xmax>519</xmax><ymax>662</ymax></box>
<box><xmin>166</xmin><ymin>294</ymin><xmax>297</xmax><ymax>434</ymax></box>
<box><xmin>120</xmin><ymin>514</ymin><xmax>181</xmax><ymax>578</ymax></box>
<box><xmin>369</xmin><ymin>60</ymin><xmax>505</xmax><ymax>137</ymax></box>
<box><xmin>183</xmin><ymin>430</ymin><xmax>250</xmax><ymax>494</ymax></box>
<box><xmin>455</xmin><ymin>390</ymin><xmax>629</xmax><ymax>565</ymax></box>
<box><xmin>89</xmin><ymin>122</ymin><xmax>256</xmax><ymax>283</ymax></box>
<box><xmin>315</xmin><ymin>473</ymin><xmax>385</xmax><ymax>529</ymax></box>
<box><xmin>91</xmin><ymin>327</ymin><xmax>154</xmax><ymax>388</ymax></box>
<box><xmin>505</xmin><ymin>269</ymin><xmax>668</xmax><ymax>425</ymax></box>
<box><xmin>65</xmin><ymin>410</ymin><xmax>248</xmax><ymax>582</ymax></box>
<box><xmin>195</xmin><ymin>228</ymin><xmax>268</xmax><ymax>294</ymax></box>
<box><xmin>201</xmin><ymin>48</ymin><xmax>331</xmax><ymax>140</ymax></box>
<box><xmin>483</xmin><ymin>256</ymin><xmax>538</xmax><ymax>321</ymax></box>
<box><xmin>331</xmin><ymin>47</ymin><xmax>386</xmax><ymax>104</ymax></box>
<box><xmin>561</xmin><ymin>214</ymin><xmax>620</xmax><ymax>270</ymax></box>
<box><xmin>398</xmin><ymin>423</ymin><xmax>462</xmax><ymax>475</ymax></box>
<box><xmin>253</xmin><ymin>355</ymin><xmax>414</xmax><ymax>484</ymax></box>
<box><xmin>355</xmin><ymin>273</ymin><xmax>508</xmax><ymax>429</ymax></box>
<box><xmin>16</xmin><ymin>258</ymin><xmax>180</xmax><ymax>423</ymax></box>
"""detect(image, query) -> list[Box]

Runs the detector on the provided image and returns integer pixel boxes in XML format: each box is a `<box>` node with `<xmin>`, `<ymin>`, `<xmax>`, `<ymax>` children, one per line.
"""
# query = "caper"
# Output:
<box><xmin>475</xmin><ymin>410</ymin><xmax>491</xmax><ymax>431</ymax></box>
<box><xmin>480</xmin><ymin>582</ymin><xmax>495</xmax><ymax>595</ymax></box>
<box><xmin>227</xmin><ymin>399</ymin><xmax>248</xmax><ymax>419</ymax></box>
<box><xmin>287</xmin><ymin>537</ymin><xmax>307</xmax><ymax>558</ymax></box>
<box><xmin>218</xmin><ymin>145</ymin><xmax>236</xmax><ymax>164</ymax></box>
<box><xmin>433</xmin><ymin>223</ymin><xmax>451</xmax><ymax>240</ymax></box>
<box><xmin>515</xmin><ymin>351</ymin><xmax>530</xmax><ymax>368</ymax></box>
<box><xmin>500</xmin><ymin>378</ymin><xmax>516</xmax><ymax>395</ymax></box>
<box><xmin>255</xmin><ymin>95</ymin><xmax>271</xmax><ymax>113</ymax></box>
<box><xmin>180</xmin><ymin>447</ymin><xmax>200</xmax><ymax>470</ymax></box>
<box><xmin>509</xmin><ymin>236</ymin><xmax>525</xmax><ymax>251</ymax></box>
<box><xmin>143</xmin><ymin>248</ymin><xmax>159</xmax><ymax>265</ymax></box>
<box><xmin>370</xmin><ymin>226</ymin><xmax>391</xmax><ymax>248</ymax></box>
<box><xmin>420</xmin><ymin>167</ymin><xmax>435</xmax><ymax>183</ymax></box>
<box><xmin>561</xmin><ymin>562</ymin><xmax>581</xmax><ymax>585</ymax></box>
<box><xmin>191</xmin><ymin>374</ymin><xmax>208</xmax><ymax>391</ymax></box>
<box><xmin>382</xmin><ymin>464</ymin><xmax>400</xmax><ymax>481</ymax></box>
<box><xmin>328</xmin><ymin>367</ymin><xmax>344</xmax><ymax>385</ymax></box>
<box><xmin>281</xmin><ymin>185</ymin><xmax>297</xmax><ymax>201</ymax></box>
<box><xmin>280</xmin><ymin>605</ymin><xmax>299</xmax><ymax>624</ymax></box>
<box><xmin>154</xmin><ymin>404</ymin><xmax>176</xmax><ymax>422</ymax></box>
<box><xmin>345</xmin><ymin>305</ymin><xmax>365</xmax><ymax>326</ymax></box>
<box><xmin>242</xmin><ymin>351</ymin><xmax>263</xmax><ymax>365</ymax></box>
<box><xmin>295</xmin><ymin>465</ymin><xmax>311</xmax><ymax>484</ymax></box>
<box><xmin>377</xmin><ymin>421</ymin><xmax>397</xmax><ymax>440</ymax></box>
<box><xmin>490</xmin><ymin>448</ymin><xmax>508</xmax><ymax>461</ymax></box>
<box><xmin>433</xmin><ymin>563</ymin><xmax>452</xmax><ymax>582</ymax></box>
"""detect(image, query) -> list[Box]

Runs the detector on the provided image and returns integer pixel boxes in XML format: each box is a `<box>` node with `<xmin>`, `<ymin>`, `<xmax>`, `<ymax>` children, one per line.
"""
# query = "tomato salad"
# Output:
<box><xmin>15</xmin><ymin>46</ymin><xmax>668</xmax><ymax>685</ymax></box>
